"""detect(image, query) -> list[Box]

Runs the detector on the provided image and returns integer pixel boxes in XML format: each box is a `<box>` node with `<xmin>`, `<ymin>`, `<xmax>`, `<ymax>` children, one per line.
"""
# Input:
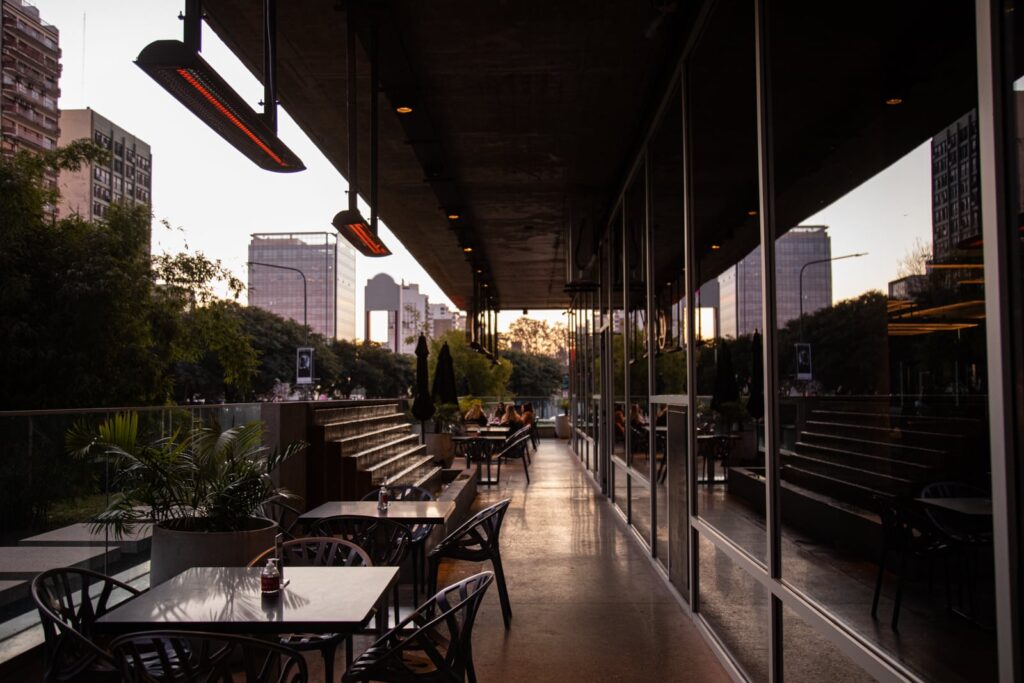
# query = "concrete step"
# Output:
<box><xmin>322</xmin><ymin>413</ymin><xmax>407</xmax><ymax>442</ymax></box>
<box><xmin>0</xmin><ymin>545</ymin><xmax>121</xmax><ymax>580</ymax></box>
<box><xmin>381</xmin><ymin>455</ymin><xmax>436</xmax><ymax>487</ymax></box>
<box><xmin>790</xmin><ymin>441</ymin><xmax>932</xmax><ymax>479</ymax></box>
<box><xmin>355</xmin><ymin>438</ymin><xmax>424</xmax><ymax>472</ymax></box>
<box><xmin>798</xmin><ymin>430</ymin><xmax>946</xmax><ymax>462</ymax></box>
<box><xmin>364</xmin><ymin>444</ymin><xmax>428</xmax><ymax>480</ymax></box>
<box><xmin>781</xmin><ymin>463</ymin><xmax>889</xmax><ymax>509</ymax></box>
<box><xmin>312</xmin><ymin>403</ymin><xmax>401</xmax><ymax>426</ymax></box>
<box><xmin>808</xmin><ymin>409</ymin><xmax>982</xmax><ymax>433</ymax></box>
<box><xmin>803</xmin><ymin>419</ymin><xmax>963</xmax><ymax>449</ymax></box>
<box><xmin>782</xmin><ymin>451</ymin><xmax>913</xmax><ymax>495</ymax></box>
<box><xmin>20</xmin><ymin>523</ymin><xmax>152</xmax><ymax>554</ymax></box>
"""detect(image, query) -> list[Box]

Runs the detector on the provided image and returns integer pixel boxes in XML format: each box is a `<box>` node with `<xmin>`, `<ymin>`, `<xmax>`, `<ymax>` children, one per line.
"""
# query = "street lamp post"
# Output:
<box><xmin>248</xmin><ymin>261</ymin><xmax>309</xmax><ymax>344</ymax></box>
<box><xmin>798</xmin><ymin>252</ymin><xmax>867</xmax><ymax>342</ymax></box>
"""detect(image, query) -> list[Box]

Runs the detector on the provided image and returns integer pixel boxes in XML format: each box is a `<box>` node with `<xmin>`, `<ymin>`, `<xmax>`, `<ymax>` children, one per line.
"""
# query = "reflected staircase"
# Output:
<box><xmin>779</xmin><ymin>399</ymin><xmax>984</xmax><ymax>513</ymax></box>
<box><xmin>309</xmin><ymin>403</ymin><xmax>442</xmax><ymax>503</ymax></box>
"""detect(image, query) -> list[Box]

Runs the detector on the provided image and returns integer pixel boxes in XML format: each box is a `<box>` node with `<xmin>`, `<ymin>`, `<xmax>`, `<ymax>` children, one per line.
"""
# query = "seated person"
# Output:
<box><xmin>520</xmin><ymin>402</ymin><xmax>535</xmax><ymax>426</ymax></box>
<box><xmin>491</xmin><ymin>402</ymin><xmax>506</xmax><ymax>424</ymax></box>
<box><xmin>630</xmin><ymin>403</ymin><xmax>648</xmax><ymax>428</ymax></box>
<box><xmin>655</xmin><ymin>405</ymin><xmax>668</xmax><ymax>426</ymax></box>
<box><xmin>464</xmin><ymin>403</ymin><xmax>487</xmax><ymax>426</ymax></box>
<box><xmin>500</xmin><ymin>404</ymin><xmax>523</xmax><ymax>428</ymax></box>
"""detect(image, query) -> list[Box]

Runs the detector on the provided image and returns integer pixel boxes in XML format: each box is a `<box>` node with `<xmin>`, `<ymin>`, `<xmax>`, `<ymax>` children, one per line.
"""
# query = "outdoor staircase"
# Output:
<box><xmin>308</xmin><ymin>402</ymin><xmax>443</xmax><ymax>503</ymax></box>
<box><xmin>779</xmin><ymin>399</ymin><xmax>984</xmax><ymax>513</ymax></box>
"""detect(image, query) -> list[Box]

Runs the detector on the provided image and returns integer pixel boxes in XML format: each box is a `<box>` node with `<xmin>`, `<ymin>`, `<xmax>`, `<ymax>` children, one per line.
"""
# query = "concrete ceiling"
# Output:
<box><xmin>202</xmin><ymin>0</ymin><xmax>692</xmax><ymax>310</ymax></box>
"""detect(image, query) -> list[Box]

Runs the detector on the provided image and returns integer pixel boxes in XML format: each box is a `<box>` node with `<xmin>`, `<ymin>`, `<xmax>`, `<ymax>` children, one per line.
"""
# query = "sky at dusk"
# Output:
<box><xmin>34</xmin><ymin>0</ymin><xmax>932</xmax><ymax>340</ymax></box>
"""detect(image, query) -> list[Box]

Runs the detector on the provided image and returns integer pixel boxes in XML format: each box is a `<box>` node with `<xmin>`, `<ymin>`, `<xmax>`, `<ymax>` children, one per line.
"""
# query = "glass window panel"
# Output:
<box><xmin>611</xmin><ymin>210</ymin><xmax>627</xmax><ymax>468</ymax></box>
<box><xmin>782</xmin><ymin>604</ymin><xmax>876</xmax><ymax>682</ymax></box>
<box><xmin>698</xmin><ymin>534</ymin><xmax>769</xmax><ymax>682</ymax></box>
<box><xmin>689</xmin><ymin>0</ymin><xmax>766</xmax><ymax>564</ymax></box>
<box><xmin>626</xmin><ymin>168</ymin><xmax>651</xmax><ymax>475</ymax></box>
<box><xmin>631</xmin><ymin>476</ymin><xmax>652</xmax><ymax>549</ymax></box>
<box><xmin>768</xmin><ymin>1</ymin><xmax>995</xmax><ymax>680</ymax></box>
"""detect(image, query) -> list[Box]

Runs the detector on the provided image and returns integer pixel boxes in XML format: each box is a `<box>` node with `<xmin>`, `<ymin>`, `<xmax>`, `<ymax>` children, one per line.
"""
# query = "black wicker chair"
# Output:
<box><xmin>110</xmin><ymin>630</ymin><xmax>308</xmax><ymax>682</ymax></box>
<box><xmin>310</xmin><ymin>515</ymin><xmax>413</xmax><ymax>625</ymax></box>
<box><xmin>428</xmin><ymin>499</ymin><xmax>513</xmax><ymax>630</ymax></box>
<box><xmin>362</xmin><ymin>485</ymin><xmax>436</xmax><ymax>606</ymax></box>
<box><xmin>32</xmin><ymin>567</ymin><xmax>144</xmax><ymax>683</ymax></box>
<box><xmin>249</xmin><ymin>537</ymin><xmax>372</xmax><ymax>681</ymax></box>
<box><xmin>342</xmin><ymin>572</ymin><xmax>494</xmax><ymax>683</ymax></box>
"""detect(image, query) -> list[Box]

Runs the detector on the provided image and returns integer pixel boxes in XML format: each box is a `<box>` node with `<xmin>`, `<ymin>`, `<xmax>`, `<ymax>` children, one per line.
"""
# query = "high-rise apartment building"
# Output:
<box><xmin>57</xmin><ymin>109</ymin><xmax>152</xmax><ymax>224</ymax></box>
<box><xmin>248</xmin><ymin>232</ymin><xmax>356</xmax><ymax>340</ymax></box>
<box><xmin>0</xmin><ymin>0</ymin><xmax>61</xmax><ymax>161</ymax></box>
<box><xmin>931</xmin><ymin>109</ymin><xmax>980</xmax><ymax>263</ymax></box>
<box><xmin>428</xmin><ymin>302</ymin><xmax>463</xmax><ymax>338</ymax></box>
<box><xmin>718</xmin><ymin>226</ymin><xmax>831</xmax><ymax>338</ymax></box>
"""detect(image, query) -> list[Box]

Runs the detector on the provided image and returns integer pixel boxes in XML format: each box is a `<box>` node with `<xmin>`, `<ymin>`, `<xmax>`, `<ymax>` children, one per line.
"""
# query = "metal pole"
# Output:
<box><xmin>183</xmin><ymin>0</ymin><xmax>202</xmax><ymax>53</ymax></box>
<box><xmin>797</xmin><ymin>252</ymin><xmax>867</xmax><ymax>342</ymax></box>
<box><xmin>369</xmin><ymin>20</ymin><xmax>379</xmax><ymax>235</ymax></box>
<box><xmin>249</xmin><ymin>261</ymin><xmax>308</xmax><ymax>343</ymax></box>
<box><xmin>262</xmin><ymin>0</ymin><xmax>277</xmax><ymax>132</ymax></box>
<box><xmin>346</xmin><ymin>8</ymin><xmax>357</xmax><ymax>213</ymax></box>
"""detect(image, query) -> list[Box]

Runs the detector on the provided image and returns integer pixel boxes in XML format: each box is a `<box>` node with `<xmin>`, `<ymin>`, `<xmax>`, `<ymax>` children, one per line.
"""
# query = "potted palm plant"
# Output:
<box><xmin>68</xmin><ymin>412</ymin><xmax>304</xmax><ymax>585</ymax></box>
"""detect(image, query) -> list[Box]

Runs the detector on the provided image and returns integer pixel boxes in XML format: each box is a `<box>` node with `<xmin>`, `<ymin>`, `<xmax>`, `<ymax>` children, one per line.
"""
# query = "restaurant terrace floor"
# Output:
<box><xmin>334</xmin><ymin>439</ymin><xmax>731</xmax><ymax>682</ymax></box>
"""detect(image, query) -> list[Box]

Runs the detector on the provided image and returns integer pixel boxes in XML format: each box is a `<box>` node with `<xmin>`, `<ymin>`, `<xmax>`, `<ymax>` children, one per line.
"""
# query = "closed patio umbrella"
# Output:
<box><xmin>747</xmin><ymin>331</ymin><xmax>765</xmax><ymax>420</ymax></box>
<box><xmin>432</xmin><ymin>342</ymin><xmax>459</xmax><ymax>405</ymax></box>
<box><xmin>411</xmin><ymin>335</ymin><xmax>435</xmax><ymax>442</ymax></box>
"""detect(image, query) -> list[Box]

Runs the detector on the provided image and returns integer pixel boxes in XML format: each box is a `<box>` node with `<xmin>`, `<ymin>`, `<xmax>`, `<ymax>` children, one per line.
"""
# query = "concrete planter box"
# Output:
<box><xmin>554</xmin><ymin>415</ymin><xmax>571</xmax><ymax>439</ymax></box>
<box><xmin>150</xmin><ymin>517</ymin><xmax>278</xmax><ymax>586</ymax></box>
<box><xmin>424</xmin><ymin>433</ymin><xmax>455</xmax><ymax>468</ymax></box>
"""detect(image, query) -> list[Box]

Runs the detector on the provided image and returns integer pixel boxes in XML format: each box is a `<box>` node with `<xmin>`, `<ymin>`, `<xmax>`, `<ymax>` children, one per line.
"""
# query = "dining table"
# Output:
<box><xmin>297</xmin><ymin>500</ymin><xmax>456</xmax><ymax>527</ymax></box>
<box><xmin>93</xmin><ymin>565</ymin><xmax>399</xmax><ymax>635</ymax></box>
<box><xmin>913</xmin><ymin>497</ymin><xmax>993</xmax><ymax>517</ymax></box>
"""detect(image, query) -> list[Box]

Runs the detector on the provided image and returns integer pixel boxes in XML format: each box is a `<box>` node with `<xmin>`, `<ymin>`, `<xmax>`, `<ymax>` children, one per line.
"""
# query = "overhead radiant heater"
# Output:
<box><xmin>135</xmin><ymin>0</ymin><xmax>304</xmax><ymax>172</ymax></box>
<box><xmin>332</xmin><ymin>12</ymin><xmax>390</xmax><ymax>256</ymax></box>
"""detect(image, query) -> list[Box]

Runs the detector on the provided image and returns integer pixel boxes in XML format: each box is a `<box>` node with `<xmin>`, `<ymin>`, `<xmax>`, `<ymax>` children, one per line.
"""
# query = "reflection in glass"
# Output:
<box><xmin>688</xmin><ymin>0</ymin><xmax>766</xmax><ymax>564</ymax></box>
<box><xmin>782</xmin><ymin>604</ymin><xmax>875</xmax><ymax>682</ymax></box>
<box><xmin>769</xmin><ymin>1</ymin><xmax>995</xmax><ymax>680</ymax></box>
<box><xmin>698</xmin><ymin>534</ymin><xmax>769</xmax><ymax>682</ymax></box>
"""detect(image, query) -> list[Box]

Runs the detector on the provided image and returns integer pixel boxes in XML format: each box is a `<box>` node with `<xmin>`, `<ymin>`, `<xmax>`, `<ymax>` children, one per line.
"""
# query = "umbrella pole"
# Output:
<box><xmin>421</xmin><ymin>420</ymin><xmax>426</xmax><ymax>445</ymax></box>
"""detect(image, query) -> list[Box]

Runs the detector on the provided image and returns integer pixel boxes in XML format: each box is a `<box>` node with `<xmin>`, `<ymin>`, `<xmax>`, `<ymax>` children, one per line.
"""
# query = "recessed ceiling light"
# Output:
<box><xmin>711</xmin><ymin>244</ymin><xmax>721</xmax><ymax>250</ymax></box>
<box><xmin>482</xmin><ymin>283</ymin><xmax>489</xmax><ymax>288</ymax></box>
<box><xmin>747</xmin><ymin>210</ymin><xmax>758</xmax><ymax>217</ymax></box>
<box><xmin>885</xmin><ymin>97</ymin><xmax>903</xmax><ymax>106</ymax></box>
<box><xmin>396</xmin><ymin>105</ymin><xmax>413</xmax><ymax>114</ymax></box>
<box><xmin>463</xmin><ymin>246</ymin><xmax>473</xmax><ymax>253</ymax></box>
<box><xmin>447</xmin><ymin>213</ymin><xmax>460</xmax><ymax>220</ymax></box>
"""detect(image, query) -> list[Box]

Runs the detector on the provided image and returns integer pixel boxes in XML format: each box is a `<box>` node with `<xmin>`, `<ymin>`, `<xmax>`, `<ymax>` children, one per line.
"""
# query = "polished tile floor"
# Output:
<box><xmin>426</xmin><ymin>439</ymin><xmax>730</xmax><ymax>682</ymax></box>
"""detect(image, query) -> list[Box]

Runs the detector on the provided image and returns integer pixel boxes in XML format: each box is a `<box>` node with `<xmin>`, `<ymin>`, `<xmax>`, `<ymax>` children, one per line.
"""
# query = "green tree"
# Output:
<box><xmin>502</xmin><ymin>349</ymin><xmax>562</xmax><ymax>397</ymax></box>
<box><xmin>500</xmin><ymin>317</ymin><xmax>568</xmax><ymax>356</ymax></box>
<box><xmin>430</xmin><ymin>330</ymin><xmax>511</xmax><ymax>398</ymax></box>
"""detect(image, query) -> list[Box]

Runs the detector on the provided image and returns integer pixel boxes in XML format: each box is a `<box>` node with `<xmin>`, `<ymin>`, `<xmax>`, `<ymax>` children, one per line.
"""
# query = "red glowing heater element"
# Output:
<box><xmin>135</xmin><ymin>40</ymin><xmax>304</xmax><ymax>173</ymax></box>
<box><xmin>332</xmin><ymin>209</ymin><xmax>391</xmax><ymax>257</ymax></box>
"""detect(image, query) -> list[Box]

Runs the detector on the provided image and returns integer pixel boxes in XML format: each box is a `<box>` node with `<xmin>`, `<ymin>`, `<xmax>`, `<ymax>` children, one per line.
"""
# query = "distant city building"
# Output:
<box><xmin>931</xmin><ymin>109</ymin><xmax>980</xmax><ymax>263</ymax></box>
<box><xmin>718</xmin><ymin>226</ymin><xmax>831</xmax><ymax>338</ymax></box>
<box><xmin>57</xmin><ymin>109</ymin><xmax>152</xmax><ymax>226</ymax></box>
<box><xmin>428</xmin><ymin>302</ymin><xmax>464</xmax><ymax>338</ymax></box>
<box><xmin>0</xmin><ymin>0</ymin><xmax>61</xmax><ymax>167</ymax></box>
<box><xmin>248</xmin><ymin>233</ymin><xmax>356</xmax><ymax>340</ymax></box>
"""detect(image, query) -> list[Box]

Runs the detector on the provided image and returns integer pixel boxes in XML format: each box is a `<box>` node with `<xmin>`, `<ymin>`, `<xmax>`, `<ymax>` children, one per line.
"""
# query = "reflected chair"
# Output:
<box><xmin>249</xmin><ymin>537</ymin><xmax>371</xmax><ymax>680</ymax></box>
<box><xmin>496</xmin><ymin>433</ymin><xmax>533</xmax><ymax>484</ymax></box>
<box><xmin>310</xmin><ymin>515</ymin><xmax>412</xmax><ymax>625</ymax></box>
<box><xmin>342</xmin><ymin>572</ymin><xmax>494</xmax><ymax>683</ymax></box>
<box><xmin>362</xmin><ymin>485</ymin><xmax>436</xmax><ymax>606</ymax></box>
<box><xmin>32</xmin><ymin>567</ymin><xmax>144</xmax><ymax>683</ymax></box>
<box><xmin>110</xmin><ymin>630</ymin><xmax>308</xmax><ymax>682</ymax></box>
<box><xmin>428</xmin><ymin>499</ymin><xmax>513</xmax><ymax>630</ymax></box>
<box><xmin>871</xmin><ymin>496</ymin><xmax>952</xmax><ymax>629</ymax></box>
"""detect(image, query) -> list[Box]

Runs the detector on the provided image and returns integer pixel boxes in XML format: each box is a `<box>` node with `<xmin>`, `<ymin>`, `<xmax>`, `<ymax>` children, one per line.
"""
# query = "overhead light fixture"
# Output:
<box><xmin>463</xmin><ymin>246</ymin><xmax>473</xmax><ymax>253</ymax></box>
<box><xmin>711</xmin><ymin>244</ymin><xmax>721</xmax><ymax>250</ymax></box>
<box><xmin>482</xmin><ymin>283</ymin><xmax>489</xmax><ymax>288</ymax></box>
<box><xmin>332</xmin><ymin>10</ymin><xmax>390</xmax><ymax>257</ymax></box>
<box><xmin>475</xmin><ymin>268</ymin><xmax>483</xmax><ymax>273</ymax></box>
<box><xmin>395</xmin><ymin>105</ymin><xmax>413</xmax><ymax>114</ymax></box>
<box><xmin>136</xmin><ymin>40</ymin><xmax>304</xmax><ymax>172</ymax></box>
<box><xmin>885</xmin><ymin>97</ymin><xmax>903</xmax><ymax>106</ymax></box>
<box><xmin>747</xmin><ymin>210</ymin><xmax>758</xmax><ymax>217</ymax></box>
<box><xmin>447</xmin><ymin>213</ymin><xmax>461</xmax><ymax>221</ymax></box>
<box><xmin>332</xmin><ymin>208</ymin><xmax>390</xmax><ymax>256</ymax></box>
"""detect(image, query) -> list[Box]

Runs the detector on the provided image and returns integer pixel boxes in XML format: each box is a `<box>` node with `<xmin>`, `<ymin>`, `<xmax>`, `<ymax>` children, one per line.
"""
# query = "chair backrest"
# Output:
<box><xmin>248</xmin><ymin>537</ymin><xmax>372</xmax><ymax>568</ymax></box>
<box><xmin>497</xmin><ymin>433</ymin><xmax>531</xmax><ymax>460</ymax></box>
<box><xmin>309</xmin><ymin>515</ymin><xmax>412</xmax><ymax>567</ymax></box>
<box><xmin>430</xmin><ymin>499</ymin><xmax>511</xmax><ymax>563</ymax></box>
<box><xmin>110</xmin><ymin>630</ymin><xmax>308</xmax><ymax>682</ymax></box>
<box><xmin>360</xmin><ymin>485</ymin><xmax>434</xmax><ymax>503</ymax></box>
<box><xmin>343</xmin><ymin>572</ymin><xmax>494</xmax><ymax>683</ymax></box>
<box><xmin>32</xmin><ymin>567</ymin><xmax>143</xmax><ymax>682</ymax></box>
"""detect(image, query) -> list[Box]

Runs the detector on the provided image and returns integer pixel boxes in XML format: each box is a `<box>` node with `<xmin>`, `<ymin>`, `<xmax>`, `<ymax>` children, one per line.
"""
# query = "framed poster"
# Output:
<box><xmin>795</xmin><ymin>343</ymin><xmax>812</xmax><ymax>381</ymax></box>
<box><xmin>296</xmin><ymin>347</ymin><xmax>314</xmax><ymax>385</ymax></box>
